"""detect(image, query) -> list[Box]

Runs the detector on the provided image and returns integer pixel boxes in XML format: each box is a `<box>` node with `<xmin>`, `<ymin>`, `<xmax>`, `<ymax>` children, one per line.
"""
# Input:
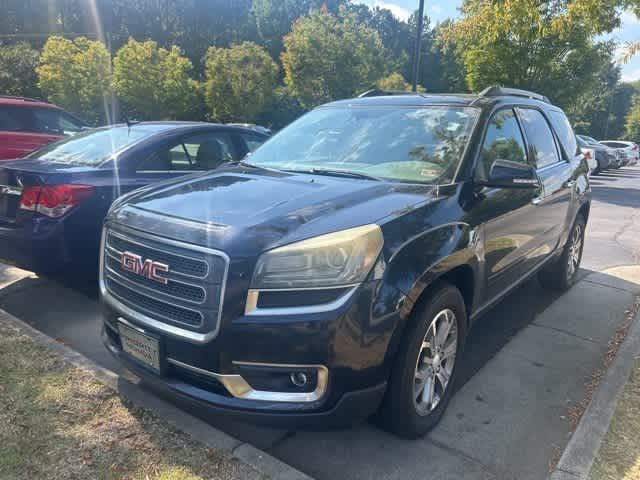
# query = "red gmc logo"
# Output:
<box><xmin>120</xmin><ymin>251</ymin><xmax>169</xmax><ymax>285</ymax></box>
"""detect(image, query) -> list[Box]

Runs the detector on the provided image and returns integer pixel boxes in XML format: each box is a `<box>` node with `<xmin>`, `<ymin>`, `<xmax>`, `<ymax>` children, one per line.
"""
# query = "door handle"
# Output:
<box><xmin>532</xmin><ymin>195</ymin><xmax>543</xmax><ymax>205</ymax></box>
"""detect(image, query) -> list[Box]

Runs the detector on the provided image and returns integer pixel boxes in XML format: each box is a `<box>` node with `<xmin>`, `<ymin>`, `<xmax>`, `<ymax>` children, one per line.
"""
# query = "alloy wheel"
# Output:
<box><xmin>567</xmin><ymin>223</ymin><xmax>583</xmax><ymax>280</ymax></box>
<box><xmin>413</xmin><ymin>308</ymin><xmax>458</xmax><ymax>416</ymax></box>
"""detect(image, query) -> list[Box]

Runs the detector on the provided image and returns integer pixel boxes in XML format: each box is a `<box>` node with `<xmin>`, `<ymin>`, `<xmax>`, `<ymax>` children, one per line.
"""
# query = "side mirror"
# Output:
<box><xmin>479</xmin><ymin>159</ymin><xmax>540</xmax><ymax>189</ymax></box>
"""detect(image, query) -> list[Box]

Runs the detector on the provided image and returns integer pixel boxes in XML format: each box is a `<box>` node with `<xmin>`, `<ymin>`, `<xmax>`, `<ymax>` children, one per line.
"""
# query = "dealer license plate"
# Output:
<box><xmin>118</xmin><ymin>322</ymin><xmax>160</xmax><ymax>372</ymax></box>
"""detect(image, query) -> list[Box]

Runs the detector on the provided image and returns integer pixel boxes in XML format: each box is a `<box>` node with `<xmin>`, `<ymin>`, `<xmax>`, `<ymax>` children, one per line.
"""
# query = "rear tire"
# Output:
<box><xmin>377</xmin><ymin>282</ymin><xmax>467</xmax><ymax>439</ymax></box>
<box><xmin>538</xmin><ymin>214</ymin><xmax>586</xmax><ymax>291</ymax></box>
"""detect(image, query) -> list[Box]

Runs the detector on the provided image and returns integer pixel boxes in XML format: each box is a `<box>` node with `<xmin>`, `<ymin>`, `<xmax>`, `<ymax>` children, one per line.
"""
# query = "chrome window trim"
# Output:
<box><xmin>100</xmin><ymin>226</ymin><xmax>230</xmax><ymax>344</ymax></box>
<box><xmin>244</xmin><ymin>285</ymin><xmax>359</xmax><ymax>316</ymax></box>
<box><xmin>167</xmin><ymin>357</ymin><xmax>329</xmax><ymax>403</ymax></box>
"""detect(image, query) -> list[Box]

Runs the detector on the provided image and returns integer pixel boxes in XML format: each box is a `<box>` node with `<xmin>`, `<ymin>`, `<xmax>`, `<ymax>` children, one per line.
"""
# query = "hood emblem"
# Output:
<box><xmin>121</xmin><ymin>251</ymin><xmax>169</xmax><ymax>285</ymax></box>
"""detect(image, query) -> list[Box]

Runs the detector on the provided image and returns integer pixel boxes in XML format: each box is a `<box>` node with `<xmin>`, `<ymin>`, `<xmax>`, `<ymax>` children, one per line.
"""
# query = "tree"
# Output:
<box><xmin>376</xmin><ymin>73</ymin><xmax>413</xmax><ymax>91</ymax></box>
<box><xmin>281</xmin><ymin>9</ymin><xmax>393</xmax><ymax>108</ymax></box>
<box><xmin>251</xmin><ymin>0</ymin><xmax>344</xmax><ymax>58</ymax></box>
<box><xmin>0</xmin><ymin>42</ymin><xmax>40</xmax><ymax>97</ymax></box>
<box><xmin>450</xmin><ymin>0</ymin><xmax>622</xmax><ymax>106</ymax></box>
<box><xmin>37</xmin><ymin>36</ymin><xmax>112</xmax><ymax>124</ymax></box>
<box><xmin>204</xmin><ymin>41</ymin><xmax>278</xmax><ymax>123</ymax></box>
<box><xmin>113</xmin><ymin>39</ymin><xmax>199</xmax><ymax>120</ymax></box>
<box><xmin>625</xmin><ymin>95</ymin><xmax>640</xmax><ymax>141</ymax></box>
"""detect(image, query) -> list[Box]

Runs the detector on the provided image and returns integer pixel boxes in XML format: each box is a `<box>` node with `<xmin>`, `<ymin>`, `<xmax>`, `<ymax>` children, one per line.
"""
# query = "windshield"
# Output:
<box><xmin>26</xmin><ymin>124</ymin><xmax>172</xmax><ymax>165</ymax></box>
<box><xmin>246</xmin><ymin>106</ymin><xmax>479</xmax><ymax>184</ymax></box>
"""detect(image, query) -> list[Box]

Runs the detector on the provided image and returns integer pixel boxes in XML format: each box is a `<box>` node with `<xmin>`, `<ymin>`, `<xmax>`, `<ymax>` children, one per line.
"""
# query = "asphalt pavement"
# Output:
<box><xmin>2</xmin><ymin>165</ymin><xmax>639</xmax><ymax>479</ymax></box>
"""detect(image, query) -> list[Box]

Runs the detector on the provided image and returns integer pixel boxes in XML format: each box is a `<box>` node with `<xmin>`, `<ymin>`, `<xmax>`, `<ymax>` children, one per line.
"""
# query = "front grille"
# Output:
<box><xmin>102</xmin><ymin>226</ymin><xmax>228</xmax><ymax>335</ymax></box>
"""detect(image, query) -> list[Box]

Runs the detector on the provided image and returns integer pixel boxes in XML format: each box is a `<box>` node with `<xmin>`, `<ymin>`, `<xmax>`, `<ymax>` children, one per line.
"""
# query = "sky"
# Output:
<box><xmin>360</xmin><ymin>0</ymin><xmax>640</xmax><ymax>83</ymax></box>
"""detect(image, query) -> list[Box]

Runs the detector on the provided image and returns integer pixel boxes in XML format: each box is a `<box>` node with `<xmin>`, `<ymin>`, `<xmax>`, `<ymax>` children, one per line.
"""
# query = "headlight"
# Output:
<box><xmin>251</xmin><ymin>224</ymin><xmax>384</xmax><ymax>289</ymax></box>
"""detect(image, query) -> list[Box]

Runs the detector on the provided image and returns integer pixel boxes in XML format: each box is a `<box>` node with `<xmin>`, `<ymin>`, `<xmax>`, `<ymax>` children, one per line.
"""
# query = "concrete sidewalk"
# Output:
<box><xmin>266</xmin><ymin>266</ymin><xmax>640</xmax><ymax>480</ymax></box>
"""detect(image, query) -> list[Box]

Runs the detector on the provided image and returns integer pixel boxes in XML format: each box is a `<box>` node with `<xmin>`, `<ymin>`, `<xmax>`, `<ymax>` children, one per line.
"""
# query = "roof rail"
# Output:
<box><xmin>479</xmin><ymin>86</ymin><xmax>550</xmax><ymax>104</ymax></box>
<box><xmin>0</xmin><ymin>95</ymin><xmax>48</xmax><ymax>103</ymax></box>
<box><xmin>357</xmin><ymin>89</ymin><xmax>415</xmax><ymax>98</ymax></box>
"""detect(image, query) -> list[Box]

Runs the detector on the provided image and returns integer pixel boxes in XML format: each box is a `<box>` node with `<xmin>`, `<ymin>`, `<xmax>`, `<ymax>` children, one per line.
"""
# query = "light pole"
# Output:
<box><xmin>411</xmin><ymin>0</ymin><xmax>426</xmax><ymax>92</ymax></box>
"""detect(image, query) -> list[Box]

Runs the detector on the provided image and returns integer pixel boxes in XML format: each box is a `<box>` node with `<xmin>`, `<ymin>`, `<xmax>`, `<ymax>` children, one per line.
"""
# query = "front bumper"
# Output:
<box><xmin>102</xmin><ymin>320</ymin><xmax>387</xmax><ymax>429</ymax></box>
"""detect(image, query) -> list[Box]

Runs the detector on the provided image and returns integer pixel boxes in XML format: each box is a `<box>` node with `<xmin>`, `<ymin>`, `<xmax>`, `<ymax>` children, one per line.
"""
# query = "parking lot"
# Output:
<box><xmin>2</xmin><ymin>166</ymin><xmax>640</xmax><ymax>480</ymax></box>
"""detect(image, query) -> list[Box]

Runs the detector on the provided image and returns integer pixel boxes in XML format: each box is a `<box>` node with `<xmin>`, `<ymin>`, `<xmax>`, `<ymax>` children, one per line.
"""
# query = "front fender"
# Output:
<box><xmin>383</xmin><ymin>222</ymin><xmax>479</xmax><ymax>311</ymax></box>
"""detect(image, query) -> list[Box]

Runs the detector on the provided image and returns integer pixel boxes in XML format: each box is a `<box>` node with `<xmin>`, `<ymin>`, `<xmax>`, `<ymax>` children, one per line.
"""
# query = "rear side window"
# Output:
<box><xmin>477</xmin><ymin>109</ymin><xmax>528</xmax><ymax>181</ymax></box>
<box><xmin>0</xmin><ymin>106</ymin><xmax>32</xmax><ymax>131</ymax></box>
<box><xmin>0</xmin><ymin>106</ymin><xmax>84</xmax><ymax>135</ymax></box>
<box><xmin>548</xmin><ymin>110</ymin><xmax>578</xmax><ymax>158</ymax></box>
<box><xmin>517</xmin><ymin>108</ymin><xmax>560</xmax><ymax>169</ymax></box>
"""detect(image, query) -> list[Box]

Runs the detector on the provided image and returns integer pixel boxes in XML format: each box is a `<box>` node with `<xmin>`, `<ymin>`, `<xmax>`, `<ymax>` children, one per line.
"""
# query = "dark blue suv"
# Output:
<box><xmin>101</xmin><ymin>88</ymin><xmax>591</xmax><ymax>438</ymax></box>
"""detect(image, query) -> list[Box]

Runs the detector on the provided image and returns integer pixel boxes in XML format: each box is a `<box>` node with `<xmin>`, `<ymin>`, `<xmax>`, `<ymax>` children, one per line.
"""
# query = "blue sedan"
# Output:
<box><xmin>0</xmin><ymin>122</ymin><xmax>269</xmax><ymax>274</ymax></box>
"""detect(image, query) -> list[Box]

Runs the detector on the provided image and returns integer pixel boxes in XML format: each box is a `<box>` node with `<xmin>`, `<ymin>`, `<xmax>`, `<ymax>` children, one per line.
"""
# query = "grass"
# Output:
<box><xmin>590</xmin><ymin>358</ymin><xmax>640</xmax><ymax>480</ymax></box>
<box><xmin>0</xmin><ymin>319</ymin><xmax>266</xmax><ymax>480</ymax></box>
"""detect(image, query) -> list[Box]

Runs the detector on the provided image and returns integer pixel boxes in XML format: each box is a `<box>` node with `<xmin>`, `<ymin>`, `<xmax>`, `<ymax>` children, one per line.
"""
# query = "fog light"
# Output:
<box><xmin>290</xmin><ymin>371</ymin><xmax>309</xmax><ymax>387</ymax></box>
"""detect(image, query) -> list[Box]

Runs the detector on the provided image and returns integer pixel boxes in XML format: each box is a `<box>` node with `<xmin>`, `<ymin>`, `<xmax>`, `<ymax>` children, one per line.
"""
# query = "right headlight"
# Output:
<box><xmin>251</xmin><ymin>224</ymin><xmax>384</xmax><ymax>290</ymax></box>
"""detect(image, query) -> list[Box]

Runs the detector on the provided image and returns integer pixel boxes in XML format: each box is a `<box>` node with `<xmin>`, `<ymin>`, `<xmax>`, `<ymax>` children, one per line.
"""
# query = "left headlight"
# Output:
<box><xmin>251</xmin><ymin>224</ymin><xmax>384</xmax><ymax>290</ymax></box>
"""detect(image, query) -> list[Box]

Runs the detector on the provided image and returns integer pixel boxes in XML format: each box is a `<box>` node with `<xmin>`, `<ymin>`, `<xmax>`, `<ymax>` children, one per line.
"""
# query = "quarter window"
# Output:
<box><xmin>518</xmin><ymin>108</ymin><xmax>560</xmax><ymax>169</ymax></box>
<box><xmin>477</xmin><ymin>109</ymin><xmax>528</xmax><ymax>181</ymax></box>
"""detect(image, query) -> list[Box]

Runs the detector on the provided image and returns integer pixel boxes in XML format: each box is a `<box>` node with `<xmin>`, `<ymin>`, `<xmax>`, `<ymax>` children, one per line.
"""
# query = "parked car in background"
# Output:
<box><xmin>577</xmin><ymin>135</ymin><xmax>617</xmax><ymax>172</ymax></box>
<box><xmin>0</xmin><ymin>96</ymin><xmax>87</xmax><ymax>160</ymax></box>
<box><xmin>100</xmin><ymin>87</ymin><xmax>590</xmax><ymax>438</ymax></box>
<box><xmin>599</xmin><ymin>140</ymin><xmax>639</xmax><ymax>166</ymax></box>
<box><xmin>0</xmin><ymin>122</ymin><xmax>269</xmax><ymax>275</ymax></box>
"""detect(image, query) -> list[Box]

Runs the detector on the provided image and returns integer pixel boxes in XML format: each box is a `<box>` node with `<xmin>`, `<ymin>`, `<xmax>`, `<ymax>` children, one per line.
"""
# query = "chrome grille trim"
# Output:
<box><xmin>104</xmin><ymin>253</ymin><xmax>207</xmax><ymax>304</ymax></box>
<box><xmin>99</xmin><ymin>224</ymin><xmax>229</xmax><ymax>344</ymax></box>
<box><xmin>106</xmin><ymin>265</ymin><xmax>207</xmax><ymax>310</ymax></box>
<box><xmin>107</xmin><ymin>228</ymin><xmax>209</xmax><ymax>279</ymax></box>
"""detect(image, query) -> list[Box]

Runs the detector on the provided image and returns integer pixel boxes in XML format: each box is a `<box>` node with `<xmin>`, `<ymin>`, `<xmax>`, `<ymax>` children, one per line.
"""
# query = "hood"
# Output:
<box><xmin>110</xmin><ymin>166</ymin><xmax>436</xmax><ymax>256</ymax></box>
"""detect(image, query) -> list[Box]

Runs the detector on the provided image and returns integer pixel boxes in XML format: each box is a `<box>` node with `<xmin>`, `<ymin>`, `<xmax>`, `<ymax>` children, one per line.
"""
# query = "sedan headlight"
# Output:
<box><xmin>251</xmin><ymin>224</ymin><xmax>384</xmax><ymax>289</ymax></box>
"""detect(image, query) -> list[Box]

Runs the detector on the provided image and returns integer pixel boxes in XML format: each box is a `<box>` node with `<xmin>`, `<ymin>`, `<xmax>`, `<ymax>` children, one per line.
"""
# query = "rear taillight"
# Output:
<box><xmin>19</xmin><ymin>184</ymin><xmax>94</xmax><ymax>218</ymax></box>
<box><xmin>583</xmin><ymin>150</ymin><xmax>592</xmax><ymax>160</ymax></box>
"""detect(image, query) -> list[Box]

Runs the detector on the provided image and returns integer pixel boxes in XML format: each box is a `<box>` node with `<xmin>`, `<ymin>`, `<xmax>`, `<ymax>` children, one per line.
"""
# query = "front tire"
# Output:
<box><xmin>378</xmin><ymin>282</ymin><xmax>467</xmax><ymax>438</ymax></box>
<box><xmin>538</xmin><ymin>214</ymin><xmax>586</xmax><ymax>291</ymax></box>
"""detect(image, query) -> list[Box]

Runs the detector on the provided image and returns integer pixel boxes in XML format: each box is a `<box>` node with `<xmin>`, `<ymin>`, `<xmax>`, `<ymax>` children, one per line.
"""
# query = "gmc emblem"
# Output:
<box><xmin>121</xmin><ymin>251</ymin><xmax>169</xmax><ymax>285</ymax></box>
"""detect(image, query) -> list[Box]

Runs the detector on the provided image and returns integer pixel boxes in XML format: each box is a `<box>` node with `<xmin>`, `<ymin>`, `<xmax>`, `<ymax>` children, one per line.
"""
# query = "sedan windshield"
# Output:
<box><xmin>26</xmin><ymin>124</ymin><xmax>173</xmax><ymax>165</ymax></box>
<box><xmin>246</xmin><ymin>105</ymin><xmax>479</xmax><ymax>184</ymax></box>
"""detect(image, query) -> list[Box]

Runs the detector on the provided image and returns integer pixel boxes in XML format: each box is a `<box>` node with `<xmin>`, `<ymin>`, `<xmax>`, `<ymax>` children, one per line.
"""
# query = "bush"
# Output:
<box><xmin>37</xmin><ymin>36</ymin><xmax>112</xmax><ymax>124</ymax></box>
<box><xmin>0</xmin><ymin>42</ymin><xmax>40</xmax><ymax>98</ymax></box>
<box><xmin>204</xmin><ymin>42</ymin><xmax>279</xmax><ymax>123</ymax></box>
<box><xmin>376</xmin><ymin>72</ymin><xmax>414</xmax><ymax>91</ymax></box>
<box><xmin>113</xmin><ymin>39</ymin><xmax>200</xmax><ymax>121</ymax></box>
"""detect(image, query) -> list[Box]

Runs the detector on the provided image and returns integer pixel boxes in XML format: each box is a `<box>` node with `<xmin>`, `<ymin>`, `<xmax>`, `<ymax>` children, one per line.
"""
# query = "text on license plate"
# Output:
<box><xmin>118</xmin><ymin>322</ymin><xmax>160</xmax><ymax>372</ymax></box>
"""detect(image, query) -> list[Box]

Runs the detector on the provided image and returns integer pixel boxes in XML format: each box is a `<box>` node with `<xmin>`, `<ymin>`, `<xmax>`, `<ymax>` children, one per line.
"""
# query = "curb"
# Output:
<box><xmin>549</xmin><ymin>307</ymin><xmax>640</xmax><ymax>480</ymax></box>
<box><xmin>1</xmin><ymin>309</ymin><xmax>313</xmax><ymax>480</ymax></box>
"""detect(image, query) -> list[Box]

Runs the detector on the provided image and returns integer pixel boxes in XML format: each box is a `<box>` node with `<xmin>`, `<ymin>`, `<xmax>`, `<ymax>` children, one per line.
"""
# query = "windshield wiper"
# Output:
<box><xmin>284</xmin><ymin>168</ymin><xmax>382</xmax><ymax>181</ymax></box>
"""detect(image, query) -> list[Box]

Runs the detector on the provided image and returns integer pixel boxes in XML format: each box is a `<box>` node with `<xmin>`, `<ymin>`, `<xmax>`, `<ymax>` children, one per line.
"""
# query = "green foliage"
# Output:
<box><xmin>451</xmin><ymin>0</ymin><xmax>622</xmax><ymax>106</ymax></box>
<box><xmin>204</xmin><ymin>41</ymin><xmax>278</xmax><ymax>123</ymax></box>
<box><xmin>0</xmin><ymin>42</ymin><xmax>40</xmax><ymax>97</ymax></box>
<box><xmin>113</xmin><ymin>39</ymin><xmax>199</xmax><ymax>121</ymax></box>
<box><xmin>625</xmin><ymin>96</ymin><xmax>640</xmax><ymax>141</ymax></box>
<box><xmin>376</xmin><ymin>73</ymin><xmax>414</xmax><ymax>91</ymax></box>
<box><xmin>281</xmin><ymin>9</ymin><xmax>393</xmax><ymax>108</ymax></box>
<box><xmin>251</xmin><ymin>0</ymin><xmax>344</xmax><ymax>58</ymax></box>
<box><xmin>256</xmin><ymin>86</ymin><xmax>305</xmax><ymax>130</ymax></box>
<box><xmin>37</xmin><ymin>36</ymin><xmax>112</xmax><ymax>124</ymax></box>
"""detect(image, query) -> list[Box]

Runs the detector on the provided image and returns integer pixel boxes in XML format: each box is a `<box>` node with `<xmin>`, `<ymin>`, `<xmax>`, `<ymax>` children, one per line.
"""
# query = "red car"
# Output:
<box><xmin>0</xmin><ymin>96</ymin><xmax>88</xmax><ymax>160</ymax></box>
